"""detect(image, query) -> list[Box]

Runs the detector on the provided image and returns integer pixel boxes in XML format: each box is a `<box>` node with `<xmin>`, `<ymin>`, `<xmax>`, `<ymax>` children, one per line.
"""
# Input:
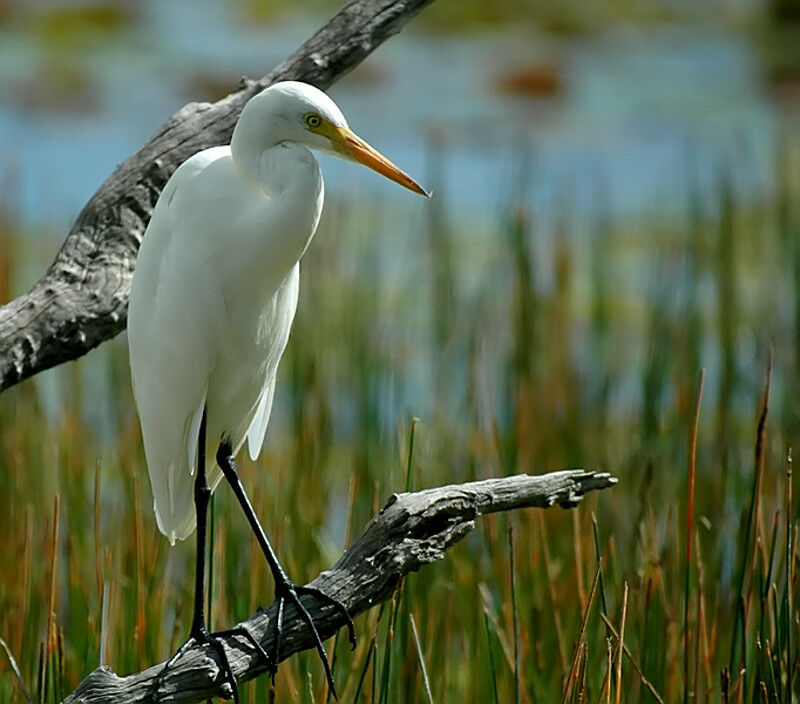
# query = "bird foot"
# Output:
<box><xmin>152</xmin><ymin>624</ymin><xmax>271</xmax><ymax>703</ymax></box>
<box><xmin>271</xmin><ymin>578</ymin><xmax>356</xmax><ymax>700</ymax></box>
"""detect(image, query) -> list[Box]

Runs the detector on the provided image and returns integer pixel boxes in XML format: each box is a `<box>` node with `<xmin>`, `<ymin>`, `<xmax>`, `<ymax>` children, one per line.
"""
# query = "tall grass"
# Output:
<box><xmin>0</xmin><ymin>133</ymin><xmax>799</xmax><ymax>703</ymax></box>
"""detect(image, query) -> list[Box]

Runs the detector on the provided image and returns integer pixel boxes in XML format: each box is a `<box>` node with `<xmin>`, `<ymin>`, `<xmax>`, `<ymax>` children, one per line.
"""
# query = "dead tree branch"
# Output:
<box><xmin>0</xmin><ymin>0</ymin><xmax>435</xmax><ymax>392</ymax></box>
<box><xmin>62</xmin><ymin>469</ymin><xmax>617</xmax><ymax>704</ymax></box>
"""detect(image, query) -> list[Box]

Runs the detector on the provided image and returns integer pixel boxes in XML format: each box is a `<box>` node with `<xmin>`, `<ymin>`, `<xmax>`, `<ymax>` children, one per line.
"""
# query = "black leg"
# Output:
<box><xmin>152</xmin><ymin>409</ymin><xmax>241</xmax><ymax>703</ymax></box>
<box><xmin>191</xmin><ymin>407</ymin><xmax>211</xmax><ymax>636</ymax></box>
<box><xmin>216</xmin><ymin>441</ymin><xmax>356</xmax><ymax>700</ymax></box>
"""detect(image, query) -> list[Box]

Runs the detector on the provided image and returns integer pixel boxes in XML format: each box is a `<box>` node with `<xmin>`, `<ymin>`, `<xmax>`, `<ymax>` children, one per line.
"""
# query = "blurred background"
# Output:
<box><xmin>1</xmin><ymin>0</ymin><xmax>800</xmax><ymax>702</ymax></box>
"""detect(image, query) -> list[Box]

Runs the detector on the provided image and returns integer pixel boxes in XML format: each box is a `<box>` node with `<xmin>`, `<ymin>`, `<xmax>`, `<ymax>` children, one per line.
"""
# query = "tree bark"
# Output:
<box><xmin>0</xmin><ymin>0</ymin><xmax>434</xmax><ymax>392</ymax></box>
<box><xmin>62</xmin><ymin>469</ymin><xmax>617</xmax><ymax>704</ymax></box>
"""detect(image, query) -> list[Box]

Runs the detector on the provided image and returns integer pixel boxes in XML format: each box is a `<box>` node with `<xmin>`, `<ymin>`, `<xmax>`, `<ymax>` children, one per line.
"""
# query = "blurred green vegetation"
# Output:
<box><xmin>1</xmin><ymin>128</ymin><xmax>800</xmax><ymax>703</ymax></box>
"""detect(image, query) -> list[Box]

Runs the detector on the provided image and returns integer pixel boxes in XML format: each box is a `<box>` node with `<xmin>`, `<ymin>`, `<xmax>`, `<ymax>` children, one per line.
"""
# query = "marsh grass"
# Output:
<box><xmin>1</xmin><ymin>135</ymin><xmax>800</xmax><ymax>703</ymax></box>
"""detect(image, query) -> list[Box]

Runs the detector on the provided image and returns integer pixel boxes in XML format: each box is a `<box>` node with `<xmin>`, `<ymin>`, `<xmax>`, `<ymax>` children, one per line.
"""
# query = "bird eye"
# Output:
<box><xmin>304</xmin><ymin>113</ymin><xmax>322</xmax><ymax>128</ymax></box>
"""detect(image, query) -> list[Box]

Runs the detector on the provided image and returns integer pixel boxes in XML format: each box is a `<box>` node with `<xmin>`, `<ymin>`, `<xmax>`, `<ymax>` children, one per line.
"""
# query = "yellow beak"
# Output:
<box><xmin>330</xmin><ymin>127</ymin><xmax>429</xmax><ymax>198</ymax></box>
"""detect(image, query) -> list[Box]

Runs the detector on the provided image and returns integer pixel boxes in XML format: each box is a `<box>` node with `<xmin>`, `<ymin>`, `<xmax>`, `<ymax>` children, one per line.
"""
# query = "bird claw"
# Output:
<box><xmin>271</xmin><ymin>579</ymin><xmax>355</xmax><ymax>700</ymax></box>
<box><xmin>294</xmin><ymin>585</ymin><xmax>357</xmax><ymax>651</ymax></box>
<box><xmin>152</xmin><ymin>627</ymin><xmax>242</xmax><ymax>703</ymax></box>
<box><xmin>213</xmin><ymin>623</ymin><xmax>275</xmax><ymax>676</ymax></box>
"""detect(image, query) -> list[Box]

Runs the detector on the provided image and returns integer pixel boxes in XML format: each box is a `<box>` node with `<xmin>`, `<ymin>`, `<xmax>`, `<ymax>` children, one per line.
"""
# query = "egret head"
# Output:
<box><xmin>237</xmin><ymin>81</ymin><xmax>429</xmax><ymax>197</ymax></box>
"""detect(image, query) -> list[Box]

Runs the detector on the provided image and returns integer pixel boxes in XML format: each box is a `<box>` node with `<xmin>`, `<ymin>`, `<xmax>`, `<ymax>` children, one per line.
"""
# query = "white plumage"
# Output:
<box><xmin>127</xmin><ymin>81</ymin><xmax>426</xmax><ymax>545</ymax></box>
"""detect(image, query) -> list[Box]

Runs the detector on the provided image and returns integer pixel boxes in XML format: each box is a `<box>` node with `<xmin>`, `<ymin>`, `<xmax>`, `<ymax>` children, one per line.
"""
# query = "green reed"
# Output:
<box><xmin>0</xmin><ymin>132</ymin><xmax>800</xmax><ymax>703</ymax></box>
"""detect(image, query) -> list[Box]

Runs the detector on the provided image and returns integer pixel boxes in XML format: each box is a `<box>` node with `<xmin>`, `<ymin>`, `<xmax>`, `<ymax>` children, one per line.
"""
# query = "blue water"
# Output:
<box><xmin>0</xmin><ymin>2</ymin><xmax>784</xmax><ymax>233</ymax></box>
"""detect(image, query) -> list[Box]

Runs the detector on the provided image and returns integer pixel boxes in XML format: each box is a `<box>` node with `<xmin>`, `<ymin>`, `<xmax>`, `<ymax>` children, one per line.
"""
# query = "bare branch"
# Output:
<box><xmin>0</xmin><ymin>0</ymin><xmax>435</xmax><ymax>392</ymax></box>
<box><xmin>62</xmin><ymin>469</ymin><xmax>617</xmax><ymax>704</ymax></box>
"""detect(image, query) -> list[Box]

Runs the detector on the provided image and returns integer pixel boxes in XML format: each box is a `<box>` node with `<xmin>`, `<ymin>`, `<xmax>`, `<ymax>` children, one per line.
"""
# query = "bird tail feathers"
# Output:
<box><xmin>151</xmin><ymin>460</ymin><xmax>223</xmax><ymax>545</ymax></box>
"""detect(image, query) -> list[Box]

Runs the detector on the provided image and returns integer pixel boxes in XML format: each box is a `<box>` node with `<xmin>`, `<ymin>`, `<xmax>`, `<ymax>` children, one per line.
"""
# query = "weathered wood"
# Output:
<box><xmin>0</xmin><ymin>0</ymin><xmax>435</xmax><ymax>392</ymax></box>
<box><xmin>63</xmin><ymin>469</ymin><xmax>617</xmax><ymax>703</ymax></box>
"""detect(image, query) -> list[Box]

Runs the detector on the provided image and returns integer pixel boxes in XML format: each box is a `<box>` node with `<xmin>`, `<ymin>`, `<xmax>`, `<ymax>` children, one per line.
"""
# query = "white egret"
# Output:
<box><xmin>127</xmin><ymin>80</ymin><xmax>427</xmax><ymax>700</ymax></box>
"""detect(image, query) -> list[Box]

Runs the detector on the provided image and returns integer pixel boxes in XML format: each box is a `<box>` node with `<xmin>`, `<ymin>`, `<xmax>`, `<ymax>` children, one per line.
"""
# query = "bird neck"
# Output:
<box><xmin>230</xmin><ymin>119</ymin><xmax>306</xmax><ymax>195</ymax></box>
<box><xmin>229</xmin><ymin>124</ymin><xmax>324</xmax><ymax>282</ymax></box>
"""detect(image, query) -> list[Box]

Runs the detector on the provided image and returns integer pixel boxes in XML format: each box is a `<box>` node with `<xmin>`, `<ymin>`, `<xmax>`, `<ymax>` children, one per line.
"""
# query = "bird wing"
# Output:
<box><xmin>243</xmin><ymin>263</ymin><xmax>300</xmax><ymax>461</ymax></box>
<box><xmin>128</xmin><ymin>147</ymin><xmax>230</xmax><ymax>545</ymax></box>
<box><xmin>246</xmin><ymin>380</ymin><xmax>276</xmax><ymax>461</ymax></box>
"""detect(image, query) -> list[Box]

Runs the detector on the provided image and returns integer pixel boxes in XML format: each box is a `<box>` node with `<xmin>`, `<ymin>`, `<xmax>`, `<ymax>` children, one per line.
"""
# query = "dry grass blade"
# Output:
<box><xmin>539</xmin><ymin>512</ymin><xmax>568</xmax><ymax>672</ymax></box>
<box><xmin>35</xmin><ymin>642</ymin><xmax>44</xmax><ymax>704</ymax></box>
<box><xmin>482</xmin><ymin>605</ymin><xmax>501</xmax><ymax>704</ymax></box>
<box><xmin>600</xmin><ymin>613</ymin><xmax>666</xmax><ymax>704</ymax></box>
<box><xmin>760</xmin><ymin>680</ymin><xmax>769</xmax><ymax>704</ymax></box>
<box><xmin>509</xmin><ymin>524</ymin><xmax>522</xmax><ymax>704</ymax></box>
<box><xmin>695</xmin><ymin>532</ymin><xmax>714</xmax><ymax>696</ymax></box>
<box><xmin>405</xmin><ymin>417</ymin><xmax>419</xmax><ymax>493</ymax></box>
<box><xmin>561</xmin><ymin>559</ymin><xmax>603</xmax><ymax>704</ymax></box>
<box><xmin>93</xmin><ymin>461</ymin><xmax>102</xmax><ymax>603</ymax></box>
<box><xmin>351</xmin><ymin>636</ymin><xmax>376</xmax><ymax>704</ymax></box>
<box><xmin>573</xmin><ymin>509</ymin><xmax>587</xmax><ymax>611</ymax></box>
<box><xmin>409</xmin><ymin>613</ymin><xmax>435</xmax><ymax>704</ymax></box>
<box><xmin>685</xmin><ymin>369</ymin><xmax>704</xmax><ymax>704</ymax></box>
<box><xmin>785</xmin><ymin>448</ymin><xmax>793</xmax><ymax>702</ymax></box>
<box><xmin>752</xmin><ymin>349</ymin><xmax>772</xmax><ymax>573</ymax></box>
<box><xmin>730</xmin><ymin>350</ymin><xmax>772</xmax><ymax>676</ymax></box>
<box><xmin>614</xmin><ymin>582</ymin><xmax>628</xmax><ymax>704</ymax></box>
<box><xmin>43</xmin><ymin>495</ymin><xmax>60</xmax><ymax>704</ymax></box>
<box><xmin>592</xmin><ymin>513</ymin><xmax>609</xmax><ymax>624</ymax></box>
<box><xmin>479</xmin><ymin>583</ymin><xmax>514</xmax><ymax>669</ymax></box>
<box><xmin>0</xmin><ymin>635</ymin><xmax>33</xmax><ymax>704</ymax></box>
<box><xmin>593</xmin><ymin>638</ymin><xmax>616</xmax><ymax>704</ymax></box>
<box><xmin>99</xmin><ymin>581</ymin><xmax>109</xmax><ymax>668</ymax></box>
<box><xmin>576</xmin><ymin>643</ymin><xmax>588</xmax><ymax>704</ymax></box>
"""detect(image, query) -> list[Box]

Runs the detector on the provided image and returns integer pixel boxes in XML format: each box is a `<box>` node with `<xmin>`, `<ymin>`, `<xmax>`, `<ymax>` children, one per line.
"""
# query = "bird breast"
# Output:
<box><xmin>196</xmin><ymin>146</ymin><xmax>320</xmax><ymax>439</ymax></box>
<box><xmin>244</xmin><ymin>142</ymin><xmax>324</xmax><ymax>287</ymax></box>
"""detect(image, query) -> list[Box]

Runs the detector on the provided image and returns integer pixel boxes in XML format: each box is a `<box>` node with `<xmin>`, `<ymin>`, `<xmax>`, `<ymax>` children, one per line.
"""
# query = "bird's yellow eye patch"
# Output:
<box><xmin>304</xmin><ymin>113</ymin><xmax>322</xmax><ymax>129</ymax></box>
